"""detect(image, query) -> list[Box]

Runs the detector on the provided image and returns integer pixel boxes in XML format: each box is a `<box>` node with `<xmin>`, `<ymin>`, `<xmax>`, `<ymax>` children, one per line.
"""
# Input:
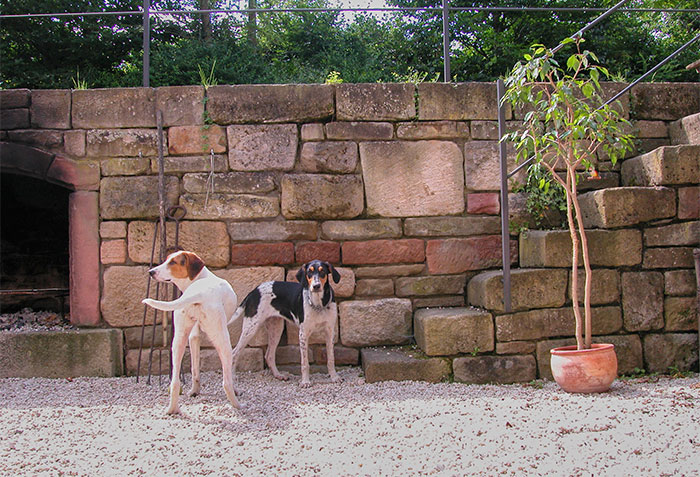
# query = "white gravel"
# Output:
<box><xmin>1</xmin><ymin>368</ymin><xmax>699</xmax><ymax>476</ymax></box>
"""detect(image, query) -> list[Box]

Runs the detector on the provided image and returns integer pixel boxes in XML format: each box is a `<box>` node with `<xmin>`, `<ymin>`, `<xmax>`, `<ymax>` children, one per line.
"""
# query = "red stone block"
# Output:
<box><xmin>467</xmin><ymin>193</ymin><xmax>500</xmax><ymax>215</ymax></box>
<box><xmin>168</xmin><ymin>125</ymin><xmax>227</xmax><ymax>155</ymax></box>
<box><xmin>678</xmin><ymin>187</ymin><xmax>699</xmax><ymax>219</ymax></box>
<box><xmin>342</xmin><ymin>239</ymin><xmax>425</xmax><ymax>265</ymax></box>
<box><xmin>313</xmin><ymin>345</ymin><xmax>360</xmax><ymax>365</ymax></box>
<box><xmin>426</xmin><ymin>235</ymin><xmax>518</xmax><ymax>274</ymax></box>
<box><xmin>296</xmin><ymin>241</ymin><xmax>341</xmax><ymax>264</ymax></box>
<box><xmin>230</xmin><ymin>242</ymin><xmax>294</xmax><ymax>266</ymax></box>
<box><xmin>69</xmin><ymin>191</ymin><xmax>101</xmax><ymax>326</ymax></box>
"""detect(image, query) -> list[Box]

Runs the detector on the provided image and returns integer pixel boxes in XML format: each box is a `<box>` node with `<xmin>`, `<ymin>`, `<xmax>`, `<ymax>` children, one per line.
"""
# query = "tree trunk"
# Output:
<box><xmin>247</xmin><ymin>0</ymin><xmax>258</xmax><ymax>46</ymax></box>
<box><xmin>201</xmin><ymin>0</ymin><xmax>212</xmax><ymax>43</ymax></box>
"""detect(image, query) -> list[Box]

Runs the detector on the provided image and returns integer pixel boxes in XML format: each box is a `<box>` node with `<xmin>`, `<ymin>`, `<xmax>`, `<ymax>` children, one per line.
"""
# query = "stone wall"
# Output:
<box><xmin>0</xmin><ymin>82</ymin><xmax>698</xmax><ymax>379</ymax></box>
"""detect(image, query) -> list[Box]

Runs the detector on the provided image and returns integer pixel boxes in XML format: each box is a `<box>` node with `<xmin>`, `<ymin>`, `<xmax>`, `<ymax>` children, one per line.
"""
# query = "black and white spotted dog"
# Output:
<box><xmin>230</xmin><ymin>260</ymin><xmax>341</xmax><ymax>388</ymax></box>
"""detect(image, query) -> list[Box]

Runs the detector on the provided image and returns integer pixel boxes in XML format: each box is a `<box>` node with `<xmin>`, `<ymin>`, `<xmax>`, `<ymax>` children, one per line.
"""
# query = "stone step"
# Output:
<box><xmin>621</xmin><ymin>144</ymin><xmax>700</xmax><ymax>186</ymax></box>
<box><xmin>414</xmin><ymin>307</ymin><xmax>493</xmax><ymax>356</ymax></box>
<box><xmin>360</xmin><ymin>347</ymin><xmax>451</xmax><ymax>383</ymax></box>
<box><xmin>578</xmin><ymin>186</ymin><xmax>675</xmax><ymax>229</ymax></box>
<box><xmin>669</xmin><ymin>112</ymin><xmax>700</xmax><ymax>145</ymax></box>
<box><xmin>468</xmin><ymin>268</ymin><xmax>567</xmax><ymax>313</ymax></box>
<box><xmin>453</xmin><ymin>355</ymin><xmax>536</xmax><ymax>384</ymax></box>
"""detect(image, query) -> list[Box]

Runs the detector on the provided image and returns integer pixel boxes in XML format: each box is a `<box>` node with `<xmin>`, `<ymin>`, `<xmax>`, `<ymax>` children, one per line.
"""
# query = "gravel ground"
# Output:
<box><xmin>1</xmin><ymin>368</ymin><xmax>699</xmax><ymax>477</ymax></box>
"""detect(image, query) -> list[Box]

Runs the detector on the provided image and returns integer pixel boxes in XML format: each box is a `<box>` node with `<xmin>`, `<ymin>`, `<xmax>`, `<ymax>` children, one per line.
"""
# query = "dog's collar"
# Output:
<box><xmin>304</xmin><ymin>289</ymin><xmax>326</xmax><ymax>311</ymax></box>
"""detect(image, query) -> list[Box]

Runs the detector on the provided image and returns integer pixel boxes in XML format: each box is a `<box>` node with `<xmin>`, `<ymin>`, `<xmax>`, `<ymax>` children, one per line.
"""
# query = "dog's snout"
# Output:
<box><xmin>149</xmin><ymin>269</ymin><xmax>156</xmax><ymax>277</ymax></box>
<box><xmin>312</xmin><ymin>282</ymin><xmax>321</xmax><ymax>291</ymax></box>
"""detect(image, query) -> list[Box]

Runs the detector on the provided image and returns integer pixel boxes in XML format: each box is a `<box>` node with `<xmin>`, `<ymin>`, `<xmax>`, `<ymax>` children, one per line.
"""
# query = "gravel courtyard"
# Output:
<box><xmin>1</xmin><ymin>368</ymin><xmax>699</xmax><ymax>476</ymax></box>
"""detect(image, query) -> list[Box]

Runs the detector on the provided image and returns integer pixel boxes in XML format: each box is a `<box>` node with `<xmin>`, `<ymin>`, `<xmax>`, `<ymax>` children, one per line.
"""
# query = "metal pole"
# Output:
<box><xmin>497</xmin><ymin>79</ymin><xmax>512</xmax><ymax>313</ymax></box>
<box><xmin>442</xmin><ymin>0</ymin><xmax>450</xmax><ymax>82</ymax></box>
<box><xmin>551</xmin><ymin>0</ymin><xmax>630</xmax><ymax>54</ymax></box>
<box><xmin>142</xmin><ymin>0</ymin><xmax>150</xmax><ymax>87</ymax></box>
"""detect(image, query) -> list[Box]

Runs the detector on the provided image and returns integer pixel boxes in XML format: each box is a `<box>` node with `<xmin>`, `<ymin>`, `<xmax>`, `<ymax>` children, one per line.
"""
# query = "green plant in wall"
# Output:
<box><xmin>502</xmin><ymin>38</ymin><xmax>634</xmax><ymax>353</ymax></box>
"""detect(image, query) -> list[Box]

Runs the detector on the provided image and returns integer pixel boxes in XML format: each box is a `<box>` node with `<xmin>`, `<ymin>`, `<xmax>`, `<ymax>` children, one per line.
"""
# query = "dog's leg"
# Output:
<box><xmin>298</xmin><ymin>324</ymin><xmax>312</xmax><ymax>388</ymax></box>
<box><xmin>199</xmin><ymin>308</ymin><xmax>240</xmax><ymax>410</ymax></box>
<box><xmin>324</xmin><ymin>321</ymin><xmax>342</xmax><ymax>383</ymax></box>
<box><xmin>231</xmin><ymin>315</ymin><xmax>263</xmax><ymax>392</ymax></box>
<box><xmin>188</xmin><ymin>323</ymin><xmax>201</xmax><ymax>397</ymax></box>
<box><xmin>264</xmin><ymin>317</ymin><xmax>288</xmax><ymax>381</ymax></box>
<box><xmin>168</xmin><ymin>311</ymin><xmax>195</xmax><ymax>415</ymax></box>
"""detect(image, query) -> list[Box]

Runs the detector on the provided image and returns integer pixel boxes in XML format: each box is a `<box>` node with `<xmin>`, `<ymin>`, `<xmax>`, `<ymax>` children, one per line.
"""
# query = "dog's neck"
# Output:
<box><xmin>304</xmin><ymin>287</ymin><xmax>325</xmax><ymax>310</ymax></box>
<box><xmin>172</xmin><ymin>266</ymin><xmax>209</xmax><ymax>293</ymax></box>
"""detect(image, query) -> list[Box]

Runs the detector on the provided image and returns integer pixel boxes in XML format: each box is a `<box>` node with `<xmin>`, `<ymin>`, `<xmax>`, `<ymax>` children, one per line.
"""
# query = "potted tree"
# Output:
<box><xmin>502</xmin><ymin>38</ymin><xmax>634</xmax><ymax>393</ymax></box>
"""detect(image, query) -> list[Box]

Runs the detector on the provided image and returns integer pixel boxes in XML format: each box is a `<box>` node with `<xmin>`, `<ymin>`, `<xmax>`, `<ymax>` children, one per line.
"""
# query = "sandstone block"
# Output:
<box><xmin>469</xmin><ymin>120</ymin><xmax>498</xmax><ymax>140</ymax></box>
<box><xmin>100</xmin><ymin>221</ymin><xmax>127</xmax><ymax>239</ymax></box>
<box><xmin>325</xmin><ymin>121</ymin><xmax>393</xmax><ymax>140</ymax></box>
<box><xmin>621</xmin><ymin>145</ymin><xmax>700</xmax><ymax>186</ymax></box>
<box><xmin>69</xmin><ymin>191</ymin><xmax>100</xmax><ymax>326</ymax></box>
<box><xmin>467</xmin><ymin>268</ymin><xmax>568</xmax><ymax>313</ymax></box>
<box><xmin>180</xmin><ymin>193</ymin><xmax>279</xmax><ymax>220</ymax></box>
<box><xmin>414</xmin><ymin>307</ymin><xmax>493</xmax><ymax>356</ymax></box>
<box><xmin>404</xmin><ymin>216</ymin><xmax>501</xmax><ymax>237</ymax></box>
<box><xmin>519</xmin><ymin>229</ymin><xmax>642</xmax><ymax>267</ymax></box>
<box><xmin>496</xmin><ymin>341</ymin><xmax>536</xmax><ymax>355</ymax></box>
<box><xmin>635</xmin><ymin>120</ymin><xmax>668</xmax><ymax>138</ymax></box>
<box><xmin>208</xmin><ymin>84</ymin><xmax>333</xmax><ymax>123</ymax></box>
<box><xmin>295</xmin><ymin>241</ymin><xmax>340</xmax><ymax>264</ymax></box>
<box><xmin>361</xmin><ymin>347</ymin><xmax>451</xmax><ymax>383</ymax></box>
<box><xmin>643</xmin><ymin>248</ymin><xmax>695</xmax><ymax>269</ymax></box>
<box><xmin>579</xmin><ymin>187</ymin><xmax>676</xmax><ymax>228</ymax></box>
<box><xmin>396</xmin><ymin>121</ymin><xmax>468</xmax><ymax>139</ymax></box>
<box><xmin>7</xmin><ymin>130</ymin><xmax>63</xmax><ymax>151</ymax></box>
<box><xmin>321</xmin><ymin>219</ymin><xmax>401</xmax><ymax>241</ymax></box>
<box><xmin>0</xmin><ymin>109</ymin><xmax>29</xmax><ymax>129</ymax></box>
<box><xmin>453</xmin><ymin>355</ymin><xmax>536</xmax><ymax>384</ymax></box>
<box><xmin>664</xmin><ymin>270</ymin><xmax>696</xmax><ymax>296</ymax></box>
<box><xmin>86</xmin><ymin>129</ymin><xmax>160</xmax><ymax>157</ymax></box>
<box><xmin>631</xmin><ymin>83</ymin><xmax>700</xmax><ymax>120</ymax></box>
<box><xmin>228</xmin><ymin>124</ymin><xmax>297</xmax><ymax>171</ymax></box>
<box><xmin>301</xmin><ymin>123</ymin><xmax>324</xmax><ymax>141</ymax></box>
<box><xmin>664</xmin><ymin>297</ymin><xmax>697</xmax><ymax>332</ymax></box>
<box><xmin>355</xmin><ymin>264</ymin><xmax>424</xmax><ymax>278</ymax></box>
<box><xmin>337</xmin><ymin>83</ymin><xmax>415</xmax><ymax>120</ymax></box>
<box><xmin>0</xmin><ymin>89</ymin><xmax>30</xmax><ymax>109</ymax></box>
<box><xmin>101</xmin><ymin>266</ymin><xmax>150</xmax><ymax>327</ymax></box>
<box><xmin>622</xmin><ymin>272</ymin><xmax>664</xmax><ymax>332</ymax></box>
<box><xmin>342</xmin><ymin>239</ymin><xmax>425</xmax><ymax>265</ymax></box>
<box><xmin>275</xmin><ymin>345</ymin><xmax>313</xmax><ymax>365</ymax></box>
<box><xmin>313</xmin><ymin>345</ymin><xmax>359</xmax><ymax>365</ymax></box>
<box><xmin>101</xmin><ymin>157</ymin><xmax>150</xmax><ymax>176</ymax></box>
<box><xmin>669</xmin><ymin>112</ymin><xmax>700</xmax><ymax>145</ymax></box>
<box><xmin>360</xmin><ymin>140</ymin><xmax>464</xmax><ymax>217</ymax></box>
<box><xmin>467</xmin><ymin>193</ymin><xmax>500</xmax><ymax>214</ymax></box>
<box><xmin>230</xmin><ymin>242</ymin><xmax>294</xmax><ymax>266</ymax></box>
<box><xmin>73</xmin><ymin>88</ymin><xmax>155</xmax><ymax>128</ymax></box>
<box><xmin>645</xmin><ymin>221</ymin><xmax>700</xmax><ymax>247</ymax></box>
<box><xmin>30</xmin><ymin>90</ymin><xmax>71</xmax><ymax>129</ymax></box>
<box><xmin>64</xmin><ymin>130</ymin><xmax>86</xmax><ymax>157</ymax></box>
<box><xmin>299</xmin><ymin>141</ymin><xmax>358</xmax><ymax>173</ymax></box>
<box><xmin>228</xmin><ymin>221</ymin><xmax>317</xmax><ymax>242</ymax></box>
<box><xmin>418</xmin><ymin>83</ymin><xmax>502</xmax><ymax>120</ymax></box>
<box><xmin>464</xmin><ymin>141</ymin><xmax>524</xmax><ymax>191</ymax></box>
<box><xmin>426</xmin><ymin>236</ymin><xmax>517</xmax><ymax>274</ymax></box>
<box><xmin>568</xmin><ymin>269</ymin><xmax>620</xmax><ymax>305</ymax></box>
<box><xmin>355</xmin><ymin>278</ymin><xmax>394</xmax><ymax>296</ymax></box>
<box><xmin>678</xmin><ymin>187</ymin><xmax>700</xmax><ymax>219</ymax></box>
<box><xmin>101</xmin><ymin>239</ymin><xmax>127</xmax><ymax>264</ymax></box>
<box><xmin>155</xmin><ymin>85</ymin><xmax>204</xmax><ymax>126</ymax></box>
<box><xmin>643</xmin><ymin>333</ymin><xmax>698</xmax><ymax>373</ymax></box>
<box><xmin>281</xmin><ymin>174</ymin><xmax>364</xmax><ymax>219</ymax></box>
<box><xmin>216</xmin><ymin>267</ymin><xmax>285</xmax><ymax>301</ymax></box>
<box><xmin>413</xmin><ymin>296</ymin><xmax>466</xmax><ymax>308</ymax></box>
<box><xmin>168</xmin><ymin>125</ymin><xmax>227</xmax><ymax>155</ymax></box>
<box><xmin>47</xmin><ymin>156</ymin><xmax>100</xmax><ymax>191</ymax></box>
<box><xmin>339</xmin><ymin>298</ymin><xmax>412</xmax><ymax>347</ymax></box>
<box><xmin>183</xmin><ymin>172</ymin><xmax>275</xmax><ymax>194</ymax></box>
<box><xmin>395</xmin><ymin>275</ymin><xmax>467</xmax><ymax>297</ymax></box>
<box><xmin>100</xmin><ymin>176</ymin><xmax>179</xmax><ymax>219</ymax></box>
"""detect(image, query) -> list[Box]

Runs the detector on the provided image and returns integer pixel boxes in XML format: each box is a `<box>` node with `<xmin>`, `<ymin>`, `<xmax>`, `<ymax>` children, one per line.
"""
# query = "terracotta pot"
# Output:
<box><xmin>550</xmin><ymin>343</ymin><xmax>617</xmax><ymax>393</ymax></box>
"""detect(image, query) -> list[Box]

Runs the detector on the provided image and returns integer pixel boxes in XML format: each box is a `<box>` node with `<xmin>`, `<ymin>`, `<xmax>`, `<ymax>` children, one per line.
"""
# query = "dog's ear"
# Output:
<box><xmin>185</xmin><ymin>252</ymin><xmax>205</xmax><ymax>280</ymax></box>
<box><xmin>165</xmin><ymin>245</ymin><xmax>184</xmax><ymax>257</ymax></box>
<box><xmin>295</xmin><ymin>264</ymin><xmax>307</xmax><ymax>285</ymax></box>
<box><xmin>326</xmin><ymin>262</ymin><xmax>341</xmax><ymax>284</ymax></box>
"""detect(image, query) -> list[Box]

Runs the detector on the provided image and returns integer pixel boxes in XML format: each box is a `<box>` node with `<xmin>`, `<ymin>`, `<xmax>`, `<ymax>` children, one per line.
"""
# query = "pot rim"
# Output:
<box><xmin>550</xmin><ymin>343</ymin><xmax>615</xmax><ymax>356</ymax></box>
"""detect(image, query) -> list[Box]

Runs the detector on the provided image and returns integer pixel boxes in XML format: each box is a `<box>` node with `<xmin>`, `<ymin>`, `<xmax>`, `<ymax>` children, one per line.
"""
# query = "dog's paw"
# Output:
<box><xmin>272</xmin><ymin>372</ymin><xmax>291</xmax><ymax>381</ymax></box>
<box><xmin>300</xmin><ymin>380</ymin><xmax>312</xmax><ymax>388</ymax></box>
<box><xmin>165</xmin><ymin>405</ymin><xmax>181</xmax><ymax>415</ymax></box>
<box><xmin>330</xmin><ymin>374</ymin><xmax>343</xmax><ymax>383</ymax></box>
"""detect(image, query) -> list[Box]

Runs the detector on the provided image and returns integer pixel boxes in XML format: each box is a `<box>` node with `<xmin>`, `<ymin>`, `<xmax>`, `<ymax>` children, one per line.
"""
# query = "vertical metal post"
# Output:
<box><xmin>142</xmin><ymin>0</ymin><xmax>150</xmax><ymax>87</ymax></box>
<box><xmin>497</xmin><ymin>79</ymin><xmax>512</xmax><ymax>313</ymax></box>
<box><xmin>442</xmin><ymin>0</ymin><xmax>450</xmax><ymax>82</ymax></box>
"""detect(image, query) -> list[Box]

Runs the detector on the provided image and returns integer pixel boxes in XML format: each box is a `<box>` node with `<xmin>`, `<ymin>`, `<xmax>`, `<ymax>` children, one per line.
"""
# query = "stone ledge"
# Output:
<box><xmin>361</xmin><ymin>347</ymin><xmax>451</xmax><ymax>383</ymax></box>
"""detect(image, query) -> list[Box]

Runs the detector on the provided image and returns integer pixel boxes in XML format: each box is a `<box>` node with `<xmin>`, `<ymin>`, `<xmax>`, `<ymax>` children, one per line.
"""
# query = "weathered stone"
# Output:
<box><xmin>168</xmin><ymin>125</ymin><xmax>227</xmax><ymax>155</ymax></box>
<box><xmin>404</xmin><ymin>216</ymin><xmax>501</xmax><ymax>237</ymax></box>
<box><xmin>418</xmin><ymin>83</ymin><xmax>502</xmax><ymax>120</ymax></box>
<box><xmin>568</xmin><ymin>269</ymin><xmax>620</xmax><ymax>305</ymax></box>
<box><xmin>228</xmin><ymin>221</ymin><xmax>317</xmax><ymax>242</ymax></box>
<box><xmin>643</xmin><ymin>333</ymin><xmax>698</xmax><ymax>373</ymax></box>
<box><xmin>520</xmin><ymin>229</ymin><xmax>642</xmax><ymax>268</ymax></box>
<box><xmin>101</xmin><ymin>239</ymin><xmax>126</xmax><ymax>264</ymax></box>
<box><xmin>467</xmin><ymin>193</ymin><xmax>500</xmax><ymax>215</ymax></box>
<box><xmin>678</xmin><ymin>187</ymin><xmax>700</xmax><ymax>219</ymax></box>
<box><xmin>69</xmin><ymin>192</ymin><xmax>100</xmax><ymax>326</ymax></box>
<box><xmin>154</xmin><ymin>155</ymin><xmax>227</xmax><ymax>174</ymax></box>
<box><xmin>395</xmin><ymin>275</ymin><xmax>467</xmax><ymax>297</ymax></box>
<box><xmin>73</xmin><ymin>88</ymin><xmax>155</xmax><ymax>128</ymax></box>
<box><xmin>155</xmin><ymin>85</ymin><xmax>204</xmax><ymax>126</ymax></box>
<box><xmin>47</xmin><ymin>156</ymin><xmax>100</xmax><ymax>191</ymax></box>
<box><xmin>295</xmin><ymin>241</ymin><xmax>340</xmax><ymax>264</ymax></box>
<box><xmin>337</xmin><ymin>83</ymin><xmax>416</xmax><ymax>120</ymax></box>
<box><xmin>301</xmin><ymin>123</ymin><xmax>324</xmax><ymax>141</ymax></box>
<box><xmin>665</xmin><ymin>270</ymin><xmax>696</xmax><ymax>296</ymax></box>
<box><xmin>464</xmin><ymin>141</ymin><xmax>525</xmax><ymax>191</ymax></box>
<box><xmin>643</xmin><ymin>248</ymin><xmax>695</xmax><ymax>269</ymax></box>
<box><xmin>468</xmin><ymin>268</ymin><xmax>568</xmax><ymax>313</ymax></box>
<box><xmin>469</xmin><ymin>121</ymin><xmax>498</xmax><ymax>140</ymax></box>
<box><xmin>355</xmin><ymin>278</ymin><xmax>394</xmax><ymax>296</ymax></box>
<box><xmin>414</xmin><ymin>307</ymin><xmax>493</xmax><ymax>356</ymax></box>
<box><xmin>665</xmin><ymin>297</ymin><xmax>698</xmax><ymax>331</ymax></box>
<box><xmin>86</xmin><ymin>129</ymin><xmax>160</xmax><ymax>157</ymax></box>
<box><xmin>453</xmin><ymin>355</ymin><xmax>536</xmax><ymax>384</ymax></box>
<box><xmin>645</xmin><ymin>221</ymin><xmax>700</xmax><ymax>247</ymax></box>
<box><xmin>426</xmin><ymin>236</ymin><xmax>517</xmax><ymax>274</ymax></box>
<box><xmin>0</xmin><ymin>89</ymin><xmax>30</xmax><ymax>109</ymax></box>
<box><xmin>274</xmin><ymin>345</ymin><xmax>314</xmax><ymax>365</ymax></box>
<box><xmin>230</xmin><ymin>242</ymin><xmax>294</xmax><ymax>266</ymax></box>
<box><xmin>396</xmin><ymin>121</ymin><xmax>468</xmax><ymax>139</ymax></box>
<box><xmin>64</xmin><ymin>130</ymin><xmax>86</xmax><ymax>157</ymax></box>
<box><xmin>30</xmin><ymin>90</ymin><xmax>71</xmax><ymax>129</ymax></box>
<box><xmin>208</xmin><ymin>84</ymin><xmax>334</xmax><ymax>123</ymax></box>
<box><xmin>7</xmin><ymin>130</ymin><xmax>64</xmax><ymax>151</ymax></box>
<box><xmin>576</xmin><ymin>172</ymin><xmax>620</xmax><ymax>192</ymax></box>
<box><xmin>299</xmin><ymin>141</ymin><xmax>358</xmax><ymax>173</ymax></box>
<box><xmin>101</xmin><ymin>266</ymin><xmax>150</xmax><ymax>327</ymax></box>
<box><xmin>322</xmin><ymin>219</ymin><xmax>402</xmax><ymax>241</ymax></box>
<box><xmin>635</xmin><ymin>120</ymin><xmax>668</xmax><ymax>138</ymax></box>
<box><xmin>100</xmin><ymin>176</ymin><xmax>179</xmax><ymax>219</ymax></box>
<box><xmin>183</xmin><ymin>172</ymin><xmax>275</xmax><ymax>193</ymax></box>
<box><xmin>281</xmin><ymin>174</ymin><xmax>364</xmax><ymax>219</ymax></box>
<box><xmin>361</xmin><ymin>347</ymin><xmax>451</xmax><ymax>383</ymax></box>
<box><xmin>496</xmin><ymin>341</ymin><xmax>536</xmax><ymax>355</ymax></box>
<box><xmin>100</xmin><ymin>221</ymin><xmax>127</xmax><ymax>239</ymax></box>
<box><xmin>413</xmin><ymin>296</ymin><xmax>466</xmax><ymax>308</ymax></box>
<box><xmin>0</xmin><ymin>109</ymin><xmax>29</xmax><ymax>129</ymax></box>
<box><xmin>339</xmin><ymin>298</ymin><xmax>412</xmax><ymax>347</ymax></box>
<box><xmin>508</xmin><ymin>192</ymin><xmax>566</xmax><ymax>232</ymax></box>
<box><xmin>622</xmin><ymin>272</ymin><xmax>664</xmax><ymax>332</ymax></box>
<box><xmin>0</xmin><ymin>330</ymin><xmax>123</xmax><ymax>378</ymax></box>
<box><xmin>631</xmin><ymin>83</ymin><xmax>700</xmax><ymax>120</ymax></box>
<box><xmin>342</xmin><ymin>239</ymin><xmax>425</xmax><ymax>265</ymax></box>
<box><xmin>101</xmin><ymin>157</ymin><xmax>150</xmax><ymax>176</ymax></box>
<box><xmin>360</xmin><ymin>141</ymin><xmax>464</xmax><ymax>217</ymax></box>
<box><xmin>621</xmin><ymin>145</ymin><xmax>700</xmax><ymax>186</ymax></box>
<box><xmin>669</xmin><ymin>112</ymin><xmax>700</xmax><ymax>145</ymax></box>
<box><xmin>354</xmin><ymin>264</ymin><xmax>425</xmax><ymax>278</ymax></box>
<box><xmin>228</xmin><ymin>124</ymin><xmax>297</xmax><ymax>171</ymax></box>
<box><xmin>313</xmin><ymin>345</ymin><xmax>359</xmax><ymax>365</ymax></box>
<box><xmin>579</xmin><ymin>187</ymin><xmax>676</xmax><ymax>228</ymax></box>
<box><xmin>180</xmin><ymin>193</ymin><xmax>279</xmax><ymax>220</ymax></box>
<box><xmin>325</xmin><ymin>121</ymin><xmax>393</xmax><ymax>140</ymax></box>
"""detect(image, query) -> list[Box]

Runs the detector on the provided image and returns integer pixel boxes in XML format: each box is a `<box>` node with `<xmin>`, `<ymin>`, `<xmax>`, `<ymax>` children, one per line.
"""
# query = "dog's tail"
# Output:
<box><xmin>227</xmin><ymin>304</ymin><xmax>245</xmax><ymax>326</ymax></box>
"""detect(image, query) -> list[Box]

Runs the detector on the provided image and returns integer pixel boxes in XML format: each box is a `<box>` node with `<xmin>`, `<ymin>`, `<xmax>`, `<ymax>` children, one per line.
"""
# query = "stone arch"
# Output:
<box><xmin>1</xmin><ymin>142</ymin><xmax>101</xmax><ymax>326</ymax></box>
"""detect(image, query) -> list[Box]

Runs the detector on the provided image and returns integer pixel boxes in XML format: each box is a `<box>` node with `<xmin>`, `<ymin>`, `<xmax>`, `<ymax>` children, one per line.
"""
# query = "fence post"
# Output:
<box><xmin>442</xmin><ymin>0</ymin><xmax>450</xmax><ymax>82</ymax></box>
<box><xmin>142</xmin><ymin>0</ymin><xmax>150</xmax><ymax>87</ymax></box>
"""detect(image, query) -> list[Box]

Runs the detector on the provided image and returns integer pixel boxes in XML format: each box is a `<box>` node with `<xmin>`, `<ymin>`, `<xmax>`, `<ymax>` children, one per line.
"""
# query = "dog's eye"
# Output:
<box><xmin>318</xmin><ymin>269</ymin><xmax>327</xmax><ymax>277</ymax></box>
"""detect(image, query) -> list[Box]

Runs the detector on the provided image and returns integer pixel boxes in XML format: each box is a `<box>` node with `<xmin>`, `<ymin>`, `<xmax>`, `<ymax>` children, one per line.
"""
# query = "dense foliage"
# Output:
<box><xmin>1</xmin><ymin>0</ymin><xmax>697</xmax><ymax>88</ymax></box>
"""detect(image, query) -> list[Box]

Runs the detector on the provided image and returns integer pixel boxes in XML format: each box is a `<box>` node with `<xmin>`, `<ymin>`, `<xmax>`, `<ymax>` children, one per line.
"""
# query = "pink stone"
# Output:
<box><xmin>69</xmin><ymin>191</ymin><xmax>101</xmax><ymax>326</ymax></box>
<box><xmin>342</xmin><ymin>239</ymin><xmax>425</xmax><ymax>265</ymax></box>
<box><xmin>426</xmin><ymin>236</ymin><xmax>517</xmax><ymax>274</ymax></box>
<box><xmin>467</xmin><ymin>193</ymin><xmax>500</xmax><ymax>215</ymax></box>
<box><xmin>296</xmin><ymin>241</ymin><xmax>341</xmax><ymax>264</ymax></box>
<box><xmin>231</xmin><ymin>242</ymin><xmax>294</xmax><ymax>266</ymax></box>
<box><xmin>678</xmin><ymin>187</ymin><xmax>699</xmax><ymax>219</ymax></box>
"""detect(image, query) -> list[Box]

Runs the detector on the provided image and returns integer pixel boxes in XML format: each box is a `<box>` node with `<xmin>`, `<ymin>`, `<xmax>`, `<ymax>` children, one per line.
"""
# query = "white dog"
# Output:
<box><xmin>142</xmin><ymin>249</ymin><xmax>238</xmax><ymax>414</ymax></box>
